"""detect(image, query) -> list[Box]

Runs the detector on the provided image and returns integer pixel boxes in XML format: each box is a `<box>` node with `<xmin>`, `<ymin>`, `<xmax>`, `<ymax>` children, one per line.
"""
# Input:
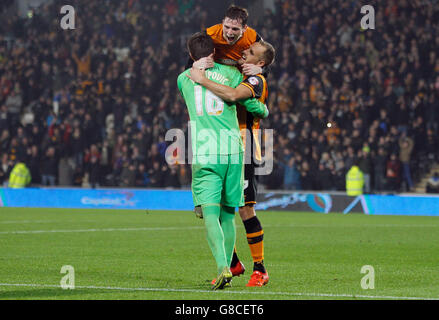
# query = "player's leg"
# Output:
<box><xmin>221</xmin><ymin>153</ymin><xmax>246</xmax><ymax>276</ymax></box>
<box><xmin>239</xmin><ymin>163</ymin><xmax>269</xmax><ymax>286</ymax></box>
<box><xmin>230</xmin><ymin>247</ymin><xmax>245</xmax><ymax>276</ymax></box>
<box><xmin>202</xmin><ymin>204</ymin><xmax>228</xmax><ymax>274</ymax></box>
<box><xmin>219</xmin><ymin>205</ymin><xmax>236</xmax><ymax>268</ymax></box>
<box><xmin>240</xmin><ymin>205</ymin><xmax>268</xmax><ymax>287</ymax></box>
<box><xmin>210</xmin><ymin>205</ymin><xmax>240</xmax><ymax>287</ymax></box>
<box><xmin>239</xmin><ymin>205</ymin><xmax>266</xmax><ymax>273</ymax></box>
<box><xmin>204</xmin><ymin>205</ymin><xmax>234</xmax><ymax>290</ymax></box>
<box><xmin>192</xmin><ymin>159</ymin><xmax>231</xmax><ymax>289</ymax></box>
<box><xmin>219</xmin><ymin>153</ymin><xmax>246</xmax><ymax>278</ymax></box>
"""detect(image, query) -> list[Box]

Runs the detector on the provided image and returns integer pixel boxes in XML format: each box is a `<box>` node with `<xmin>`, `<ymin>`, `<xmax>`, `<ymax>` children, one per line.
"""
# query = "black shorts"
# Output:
<box><xmin>243</xmin><ymin>162</ymin><xmax>258</xmax><ymax>207</ymax></box>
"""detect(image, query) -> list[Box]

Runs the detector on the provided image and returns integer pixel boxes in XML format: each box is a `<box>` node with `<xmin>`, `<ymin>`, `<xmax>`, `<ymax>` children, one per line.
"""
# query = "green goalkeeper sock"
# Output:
<box><xmin>219</xmin><ymin>205</ymin><xmax>236</xmax><ymax>268</ymax></box>
<box><xmin>202</xmin><ymin>204</ymin><xmax>228</xmax><ymax>274</ymax></box>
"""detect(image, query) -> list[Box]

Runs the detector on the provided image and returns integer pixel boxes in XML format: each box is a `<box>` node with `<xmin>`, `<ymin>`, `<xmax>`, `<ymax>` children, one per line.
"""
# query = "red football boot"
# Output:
<box><xmin>246</xmin><ymin>271</ymin><xmax>269</xmax><ymax>287</ymax></box>
<box><xmin>230</xmin><ymin>261</ymin><xmax>245</xmax><ymax>277</ymax></box>
<box><xmin>211</xmin><ymin>261</ymin><xmax>245</xmax><ymax>284</ymax></box>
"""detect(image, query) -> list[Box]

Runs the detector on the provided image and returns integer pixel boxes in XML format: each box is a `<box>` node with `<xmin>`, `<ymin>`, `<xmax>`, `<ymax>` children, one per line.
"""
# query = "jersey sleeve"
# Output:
<box><xmin>177</xmin><ymin>72</ymin><xmax>185</xmax><ymax>96</ymax></box>
<box><xmin>239</xmin><ymin>98</ymin><xmax>269</xmax><ymax>119</ymax></box>
<box><xmin>228</xmin><ymin>67</ymin><xmax>244</xmax><ymax>88</ymax></box>
<box><xmin>241</xmin><ymin>75</ymin><xmax>264</xmax><ymax>99</ymax></box>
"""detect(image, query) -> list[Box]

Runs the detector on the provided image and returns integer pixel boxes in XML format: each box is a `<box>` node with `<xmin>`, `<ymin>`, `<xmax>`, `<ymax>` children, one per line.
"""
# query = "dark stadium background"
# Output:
<box><xmin>1</xmin><ymin>0</ymin><xmax>438</xmax><ymax>194</ymax></box>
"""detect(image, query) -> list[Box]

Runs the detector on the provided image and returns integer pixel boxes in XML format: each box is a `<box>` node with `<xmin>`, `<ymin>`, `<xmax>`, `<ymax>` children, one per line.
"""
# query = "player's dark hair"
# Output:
<box><xmin>225</xmin><ymin>5</ymin><xmax>248</xmax><ymax>26</ymax></box>
<box><xmin>187</xmin><ymin>32</ymin><xmax>214</xmax><ymax>61</ymax></box>
<box><xmin>259</xmin><ymin>40</ymin><xmax>275</xmax><ymax>66</ymax></box>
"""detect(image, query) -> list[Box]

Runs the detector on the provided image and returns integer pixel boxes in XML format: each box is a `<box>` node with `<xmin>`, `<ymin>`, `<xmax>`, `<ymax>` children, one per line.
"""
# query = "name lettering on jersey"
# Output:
<box><xmin>205</xmin><ymin>70</ymin><xmax>229</xmax><ymax>85</ymax></box>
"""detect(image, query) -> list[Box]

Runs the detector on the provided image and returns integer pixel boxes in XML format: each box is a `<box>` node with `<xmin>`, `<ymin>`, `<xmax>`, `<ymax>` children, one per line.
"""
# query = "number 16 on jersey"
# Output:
<box><xmin>194</xmin><ymin>85</ymin><xmax>225</xmax><ymax>116</ymax></box>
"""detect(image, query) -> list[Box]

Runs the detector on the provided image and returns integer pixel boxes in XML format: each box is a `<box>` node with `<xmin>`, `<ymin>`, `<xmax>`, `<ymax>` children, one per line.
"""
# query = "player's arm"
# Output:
<box><xmin>187</xmin><ymin>68</ymin><xmax>267</xmax><ymax>118</ymax></box>
<box><xmin>239</xmin><ymin>97</ymin><xmax>269</xmax><ymax>119</ymax></box>
<box><xmin>187</xmin><ymin>68</ymin><xmax>252</xmax><ymax>102</ymax></box>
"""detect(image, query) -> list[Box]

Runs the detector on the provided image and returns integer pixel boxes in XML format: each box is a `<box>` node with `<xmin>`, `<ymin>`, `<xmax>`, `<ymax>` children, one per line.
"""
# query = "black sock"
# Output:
<box><xmin>231</xmin><ymin>250</ymin><xmax>239</xmax><ymax>268</ymax></box>
<box><xmin>253</xmin><ymin>261</ymin><xmax>266</xmax><ymax>273</ymax></box>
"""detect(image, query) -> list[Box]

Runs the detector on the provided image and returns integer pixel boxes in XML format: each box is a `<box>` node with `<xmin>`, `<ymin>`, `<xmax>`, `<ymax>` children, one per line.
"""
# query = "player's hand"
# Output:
<box><xmin>187</xmin><ymin>67</ymin><xmax>206</xmax><ymax>84</ymax></box>
<box><xmin>242</xmin><ymin>64</ymin><xmax>263</xmax><ymax>76</ymax></box>
<box><xmin>194</xmin><ymin>206</ymin><xmax>203</xmax><ymax>219</ymax></box>
<box><xmin>193</xmin><ymin>54</ymin><xmax>214</xmax><ymax>70</ymax></box>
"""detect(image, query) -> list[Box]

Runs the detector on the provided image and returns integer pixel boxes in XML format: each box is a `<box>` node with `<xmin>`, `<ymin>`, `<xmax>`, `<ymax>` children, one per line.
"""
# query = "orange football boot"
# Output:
<box><xmin>246</xmin><ymin>271</ymin><xmax>269</xmax><ymax>287</ymax></box>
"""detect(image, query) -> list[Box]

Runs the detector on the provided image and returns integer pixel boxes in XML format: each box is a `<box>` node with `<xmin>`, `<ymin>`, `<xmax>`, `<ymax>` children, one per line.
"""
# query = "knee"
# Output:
<box><xmin>239</xmin><ymin>205</ymin><xmax>256</xmax><ymax>221</ymax></box>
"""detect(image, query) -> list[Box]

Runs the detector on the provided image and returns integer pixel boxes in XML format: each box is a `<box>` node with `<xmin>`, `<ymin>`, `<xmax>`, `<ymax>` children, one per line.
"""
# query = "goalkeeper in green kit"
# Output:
<box><xmin>177</xmin><ymin>32</ymin><xmax>269</xmax><ymax>290</ymax></box>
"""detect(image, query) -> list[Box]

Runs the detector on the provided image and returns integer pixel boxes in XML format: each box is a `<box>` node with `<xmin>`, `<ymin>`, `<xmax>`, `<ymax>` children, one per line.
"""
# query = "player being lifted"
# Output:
<box><xmin>177</xmin><ymin>32</ymin><xmax>269</xmax><ymax>290</ymax></box>
<box><xmin>191</xmin><ymin>5</ymin><xmax>264</xmax><ymax>75</ymax></box>
<box><xmin>189</xmin><ymin>5</ymin><xmax>273</xmax><ymax>287</ymax></box>
<box><xmin>188</xmin><ymin>40</ymin><xmax>275</xmax><ymax>287</ymax></box>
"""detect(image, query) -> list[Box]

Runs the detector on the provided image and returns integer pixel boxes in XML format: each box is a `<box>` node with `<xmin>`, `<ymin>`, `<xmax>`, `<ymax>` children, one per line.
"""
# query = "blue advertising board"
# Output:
<box><xmin>1</xmin><ymin>188</ymin><xmax>439</xmax><ymax>216</ymax></box>
<box><xmin>0</xmin><ymin>188</ymin><xmax>194</xmax><ymax>211</ymax></box>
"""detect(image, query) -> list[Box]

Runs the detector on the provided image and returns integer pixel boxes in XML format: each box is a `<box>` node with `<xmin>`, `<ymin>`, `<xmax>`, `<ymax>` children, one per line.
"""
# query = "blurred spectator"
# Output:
<box><xmin>8</xmin><ymin>160</ymin><xmax>31</xmax><ymax>188</ymax></box>
<box><xmin>27</xmin><ymin>145</ymin><xmax>41</xmax><ymax>184</ymax></box>
<box><xmin>5</xmin><ymin>84</ymin><xmax>22</xmax><ymax>127</ymax></box>
<box><xmin>41</xmin><ymin>146</ymin><xmax>58</xmax><ymax>186</ymax></box>
<box><xmin>0</xmin><ymin>153</ymin><xmax>12</xmax><ymax>186</ymax></box>
<box><xmin>0</xmin><ymin>105</ymin><xmax>8</xmax><ymax>131</ymax></box>
<box><xmin>315</xmin><ymin>163</ymin><xmax>333</xmax><ymax>191</ymax></box>
<box><xmin>280</xmin><ymin>156</ymin><xmax>301</xmax><ymax>190</ymax></box>
<box><xmin>85</xmin><ymin>144</ymin><xmax>101</xmax><ymax>188</ymax></box>
<box><xmin>148</xmin><ymin>161</ymin><xmax>165</xmax><ymax>188</ymax></box>
<box><xmin>426</xmin><ymin>172</ymin><xmax>439</xmax><ymax>193</ymax></box>
<box><xmin>163</xmin><ymin>164</ymin><xmax>181</xmax><ymax>188</ymax></box>
<box><xmin>331</xmin><ymin>161</ymin><xmax>345</xmax><ymax>191</ymax></box>
<box><xmin>58</xmin><ymin>157</ymin><xmax>74</xmax><ymax>186</ymax></box>
<box><xmin>358</xmin><ymin>148</ymin><xmax>372</xmax><ymax>194</ymax></box>
<box><xmin>135</xmin><ymin>163</ymin><xmax>149</xmax><ymax>187</ymax></box>
<box><xmin>373</xmin><ymin>147</ymin><xmax>387</xmax><ymax>192</ymax></box>
<box><xmin>386</xmin><ymin>153</ymin><xmax>401</xmax><ymax>192</ymax></box>
<box><xmin>398</xmin><ymin>134</ymin><xmax>414</xmax><ymax>191</ymax></box>
<box><xmin>345</xmin><ymin>159</ymin><xmax>364</xmax><ymax>196</ymax></box>
<box><xmin>299</xmin><ymin>161</ymin><xmax>312</xmax><ymax>190</ymax></box>
<box><xmin>120</xmin><ymin>161</ymin><xmax>137</xmax><ymax>188</ymax></box>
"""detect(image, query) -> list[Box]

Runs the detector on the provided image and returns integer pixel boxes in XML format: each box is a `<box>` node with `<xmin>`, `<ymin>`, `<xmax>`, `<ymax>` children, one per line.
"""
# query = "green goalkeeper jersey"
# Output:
<box><xmin>177</xmin><ymin>62</ymin><xmax>268</xmax><ymax>159</ymax></box>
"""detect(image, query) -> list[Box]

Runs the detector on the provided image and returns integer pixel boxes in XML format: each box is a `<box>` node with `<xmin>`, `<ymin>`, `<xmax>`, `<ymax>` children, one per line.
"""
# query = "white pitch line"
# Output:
<box><xmin>1</xmin><ymin>223</ymin><xmax>439</xmax><ymax>235</ymax></box>
<box><xmin>0</xmin><ymin>283</ymin><xmax>437</xmax><ymax>300</ymax></box>
<box><xmin>0</xmin><ymin>220</ymin><xmax>70</xmax><ymax>224</ymax></box>
<box><xmin>0</xmin><ymin>226</ymin><xmax>205</xmax><ymax>235</ymax></box>
<box><xmin>0</xmin><ymin>220</ymin><xmax>98</xmax><ymax>224</ymax></box>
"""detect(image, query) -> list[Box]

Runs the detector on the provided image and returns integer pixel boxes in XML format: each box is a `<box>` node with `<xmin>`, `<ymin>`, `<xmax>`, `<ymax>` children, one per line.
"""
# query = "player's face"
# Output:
<box><xmin>238</xmin><ymin>42</ymin><xmax>265</xmax><ymax>66</ymax></box>
<box><xmin>222</xmin><ymin>17</ymin><xmax>246</xmax><ymax>45</ymax></box>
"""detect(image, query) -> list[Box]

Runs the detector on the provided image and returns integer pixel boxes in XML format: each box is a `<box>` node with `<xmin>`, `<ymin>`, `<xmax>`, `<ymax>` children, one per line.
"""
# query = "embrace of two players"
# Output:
<box><xmin>177</xmin><ymin>5</ymin><xmax>275</xmax><ymax>290</ymax></box>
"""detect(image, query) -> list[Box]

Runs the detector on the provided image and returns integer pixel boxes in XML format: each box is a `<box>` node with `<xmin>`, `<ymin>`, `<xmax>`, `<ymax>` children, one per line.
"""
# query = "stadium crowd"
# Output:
<box><xmin>0</xmin><ymin>0</ymin><xmax>438</xmax><ymax>193</ymax></box>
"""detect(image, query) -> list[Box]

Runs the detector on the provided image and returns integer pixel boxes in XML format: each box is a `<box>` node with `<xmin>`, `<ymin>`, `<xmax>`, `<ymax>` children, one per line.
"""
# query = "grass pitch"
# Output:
<box><xmin>0</xmin><ymin>208</ymin><xmax>438</xmax><ymax>300</ymax></box>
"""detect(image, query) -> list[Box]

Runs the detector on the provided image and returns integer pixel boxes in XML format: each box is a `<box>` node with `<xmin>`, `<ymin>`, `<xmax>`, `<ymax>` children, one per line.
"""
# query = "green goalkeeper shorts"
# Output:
<box><xmin>192</xmin><ymin>153</ymin><xmax>244</xmax><ymax>208</ymax></box>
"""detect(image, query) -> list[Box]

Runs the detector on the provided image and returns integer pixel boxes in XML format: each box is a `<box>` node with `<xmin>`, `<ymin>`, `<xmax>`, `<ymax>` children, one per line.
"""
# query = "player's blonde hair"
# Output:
<box><xmin>259</xmin><ymin>41</ymin><xmax>275</xmax><ymax>66</ymax></box>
